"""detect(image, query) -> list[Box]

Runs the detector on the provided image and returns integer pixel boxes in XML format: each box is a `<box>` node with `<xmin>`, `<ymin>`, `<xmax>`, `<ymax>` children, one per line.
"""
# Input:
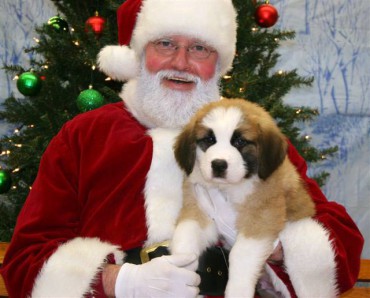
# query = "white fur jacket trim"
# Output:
<box><xmin>144</xmin><ymin>127</ymin><xmax>184</xmax><ymax>246</ymax></box>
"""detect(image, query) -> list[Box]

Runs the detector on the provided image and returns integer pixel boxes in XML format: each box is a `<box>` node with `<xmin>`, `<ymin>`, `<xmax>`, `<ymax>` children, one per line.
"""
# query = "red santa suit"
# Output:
<box><xmin>0</xmin><ymin>100</ymin><xmax>364</xmax><ymax>297</ymax></box>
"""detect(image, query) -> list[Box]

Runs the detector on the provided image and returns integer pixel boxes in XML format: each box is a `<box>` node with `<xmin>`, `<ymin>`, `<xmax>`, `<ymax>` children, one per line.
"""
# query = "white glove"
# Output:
<box><xmin>194</xmin><ymin>184</ymin><xmax>238</xmax><ymax>247</ymax></box>
<box><xmin>115</xmin><ymin>254</ymin><xmax>200</xmax><ymax>298</ymax></box>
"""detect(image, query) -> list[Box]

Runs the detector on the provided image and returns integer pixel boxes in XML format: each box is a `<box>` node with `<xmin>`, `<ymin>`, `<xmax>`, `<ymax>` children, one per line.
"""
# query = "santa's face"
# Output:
<box><xmin>144</xmin><ymin>35</ymin><xmax>219</xmax><ymax>92</ymax></box>
<box><xmin>132</xmin><ymin>35</ymin><xmax>221</xmax><ymax>128</ymax></box>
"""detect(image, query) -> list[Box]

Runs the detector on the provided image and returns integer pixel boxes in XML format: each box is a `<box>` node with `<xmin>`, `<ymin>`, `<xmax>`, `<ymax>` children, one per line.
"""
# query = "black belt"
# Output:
<box><xmin>125</xmin><ymin>243</ymin><xmax>229</xmax><ymax>296</ymax></box>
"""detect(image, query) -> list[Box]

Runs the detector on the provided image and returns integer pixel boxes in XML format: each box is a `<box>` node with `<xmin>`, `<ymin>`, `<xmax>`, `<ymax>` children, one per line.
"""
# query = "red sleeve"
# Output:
<box><xmin>286</xmin><ymin>140</ymin><xmax>364</xmax><ymax>293</ymax></box>
<box><xmin>0</xmin><ymin>126</ymin><xmax>81</xmax><ymax>298</ymax></box>
<box><xmin>0</xmin><ymin>103</ymin><xmax>150</xmax><ymax>298</ymax></box>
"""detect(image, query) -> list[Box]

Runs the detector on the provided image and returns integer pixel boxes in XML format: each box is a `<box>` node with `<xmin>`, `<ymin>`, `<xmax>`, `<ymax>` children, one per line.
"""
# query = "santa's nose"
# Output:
<box><xmin>169</xmin><ymin>47</ymin><xmax>191</xmax><ymax>71</ymax></box>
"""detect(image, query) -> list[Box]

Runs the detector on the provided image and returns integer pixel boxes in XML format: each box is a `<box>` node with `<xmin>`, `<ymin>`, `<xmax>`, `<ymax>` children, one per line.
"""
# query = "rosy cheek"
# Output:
<box><xmin>197</xmin><ymin>63</ymin><xmax>217</xmax><ymax>81</ymax></box>
<box><xmin>145</xmin><ymin>57</ymin><xmax>160</xmax><ymax>74</ymax></box>
<box><xmin>194</xmin><ymin>54</ymin><xmax>219</xmax><ymax>81</ymax></box>
<box><xmin>144</xmin><ymin>47</ymin><xmax>163</xmax><ymax>74</ymax></box>
<box><xmin>200</xmin><ymin>65</ymin><xmax>217</xmax><ymax>80</ymax></box>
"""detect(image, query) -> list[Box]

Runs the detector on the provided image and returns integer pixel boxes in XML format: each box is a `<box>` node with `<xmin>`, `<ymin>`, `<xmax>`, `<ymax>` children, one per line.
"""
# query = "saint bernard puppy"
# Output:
<box><xmin>171</xmin><ymin>98</ymin><xmax>323</xmax><ymax>297</ymax></box>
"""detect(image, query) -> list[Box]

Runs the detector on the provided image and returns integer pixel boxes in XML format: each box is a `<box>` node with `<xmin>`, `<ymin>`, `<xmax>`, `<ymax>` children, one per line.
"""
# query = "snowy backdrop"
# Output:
<box><xmin>0</xmin><ymin>0</ymin><xmax>369</xmax><ymax>258</ymax></box>
<box><xmin>275</xmin><ymin>0</ymin><xmax>370</xmax><ymax>258</ymax></box>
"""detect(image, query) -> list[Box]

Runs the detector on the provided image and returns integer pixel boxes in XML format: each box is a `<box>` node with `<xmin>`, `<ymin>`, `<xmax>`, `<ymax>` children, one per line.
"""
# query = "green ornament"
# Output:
<box><xmin>48</xmin><ymin>16</ymin><xmax>69</xmax><ymax>32</ymax></box>
<box><xmin>0</xmin><ymin>170</ymin><xmax>12</xmax><ymax>194</ymax></box>
<box><xmin>76</xmin><ymin>89</ymin><xmax>104</xmax><ymax>112</ymax></box>
<box><xmin>17</xmin><ymin>72</ymin><xmax>42</xmax><ymax>96</ymax></box>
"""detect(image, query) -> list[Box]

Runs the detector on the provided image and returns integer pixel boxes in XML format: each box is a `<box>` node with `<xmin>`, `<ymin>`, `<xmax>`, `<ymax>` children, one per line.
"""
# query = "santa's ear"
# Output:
<box><xmin>174</xmin><ymin>124</ymin><xmax>197</xmax><ymax>176</ymax></box>
<box><xmin>257</xmin><ymin>125</ymin><xmax>287</xmax><ymax>180</ymax></box>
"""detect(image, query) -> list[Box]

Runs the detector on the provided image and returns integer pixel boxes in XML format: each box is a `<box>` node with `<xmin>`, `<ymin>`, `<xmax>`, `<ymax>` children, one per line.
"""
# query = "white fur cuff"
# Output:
<box><xmin>31</xmin><ymin>237</ymin><xmax>123</xmax><ymax>297</ymax></box>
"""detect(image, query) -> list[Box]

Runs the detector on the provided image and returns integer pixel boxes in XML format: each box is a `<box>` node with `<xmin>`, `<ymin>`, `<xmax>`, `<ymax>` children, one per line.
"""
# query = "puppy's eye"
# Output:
<box><xmin>232</xmin><ymin>137</ymin><xmax>247</xmax><ymax>148</ymax></box>
<box><xmin>231</xmin><ymin>132</ymin><xmax>254</xmax><ymax>150</ymax></box>
<box><xmin>196</xmin><ymin>131</ymin><xmax>216</xmax><ymax>151</ymax></box>
<box><xmin>197</xmin><ymin>135</ymin><xmax>216</xmax><ymax>146</ymax></box>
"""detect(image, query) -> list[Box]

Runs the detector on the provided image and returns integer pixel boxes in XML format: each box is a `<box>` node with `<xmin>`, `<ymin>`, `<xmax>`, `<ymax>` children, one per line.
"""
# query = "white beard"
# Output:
<box><xmin>122</xmin><ymin>61</ymin><xmax>221</xmax><ymax>128</ymax></box>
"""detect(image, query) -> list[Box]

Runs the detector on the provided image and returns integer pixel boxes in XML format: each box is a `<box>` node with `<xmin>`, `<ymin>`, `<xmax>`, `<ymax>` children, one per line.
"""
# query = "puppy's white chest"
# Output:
<box><xmin>223</xmin><ymin>177</ymin><xmax>259</xmax><ymax>204</ymax></box>
<box><xmin>193</xmin><ymin>184</ymin><xmax>239</xmax><ymax>246</ymax></box>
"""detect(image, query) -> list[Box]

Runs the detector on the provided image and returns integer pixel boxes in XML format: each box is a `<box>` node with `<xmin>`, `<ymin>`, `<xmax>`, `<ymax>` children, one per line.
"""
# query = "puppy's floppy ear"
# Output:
<box><xmin>257</xmin><ymin>125</ymin><xmax>288</xmax><ymax>180</ymax></box>
<box><xmin>173</xmin><ymin>122</ymin><xmax>197</xmax><ymax>176</ymax></box>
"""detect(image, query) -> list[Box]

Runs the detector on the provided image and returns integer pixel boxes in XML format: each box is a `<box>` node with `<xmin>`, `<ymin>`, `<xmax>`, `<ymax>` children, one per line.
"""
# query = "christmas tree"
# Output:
<box><xmin>0</xmin><ymin>0</ymin><xmax>337</xmax><ymax>241</ymax></box>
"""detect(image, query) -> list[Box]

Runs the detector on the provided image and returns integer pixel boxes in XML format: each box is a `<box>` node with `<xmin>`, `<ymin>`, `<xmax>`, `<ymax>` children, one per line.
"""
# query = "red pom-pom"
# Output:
<box><xmin>254</xmin><ymin>4</ymin><xmax>279</xmax><ymax>28</ymax></box>
<box><xmin>85</xmin><ymin>12</ymin><xmax>106</xmax><ymax>37</ymax></box>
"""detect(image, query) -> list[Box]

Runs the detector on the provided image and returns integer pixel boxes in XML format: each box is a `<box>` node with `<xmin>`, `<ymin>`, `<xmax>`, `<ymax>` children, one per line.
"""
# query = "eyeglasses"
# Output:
<box><xmin>151</xmin><ymin>39</ymin><xmax>216</xmax><ymax>60</ymax></box>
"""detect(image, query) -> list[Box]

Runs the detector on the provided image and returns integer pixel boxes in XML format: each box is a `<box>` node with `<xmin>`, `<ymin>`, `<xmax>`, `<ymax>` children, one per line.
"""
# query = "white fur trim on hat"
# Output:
<box><xmin>133</xmin><ymin>0</ymin><xmax>237</xmax><ymax>74</ymax></box>
<box><xmin>98</xmin><ymin>45</ymin><xmax>139</xmax><ymax>82</ymax></box>
<box><xmin>98</xmin><ymin>0</ymin><xmax>237</xmax><ymax>81</ymax></box>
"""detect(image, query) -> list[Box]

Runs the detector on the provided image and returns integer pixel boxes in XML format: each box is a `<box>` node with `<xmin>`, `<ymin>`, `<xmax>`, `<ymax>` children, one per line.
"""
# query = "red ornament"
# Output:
<box><xmin>85</xmin><ymin>11</ymin><xmax>106</xmax><ymax>37</ymax></box>
<box><xmin>254</xmin><ymin>3</ymin><xmax>279</xmax><ymax>28</ymax></box>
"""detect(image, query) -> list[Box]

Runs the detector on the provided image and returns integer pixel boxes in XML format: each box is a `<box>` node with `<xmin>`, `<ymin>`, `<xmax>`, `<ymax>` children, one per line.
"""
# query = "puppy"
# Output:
<box><xmin>171</xmin><ymin>98</ymin><xmax>317</xmax><ymax>297</ymax></box>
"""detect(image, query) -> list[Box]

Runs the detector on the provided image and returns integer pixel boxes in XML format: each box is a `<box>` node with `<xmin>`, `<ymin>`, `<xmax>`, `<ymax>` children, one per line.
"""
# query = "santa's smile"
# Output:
<box><xmin>169</xmin><ymin>77</ymin><xmax>194</xmax><ymax>83</ymax></box>
<box><xmin>162</xmin><ymin>76</ymin><xmax>196</xmax><ymax>90</ymax></box>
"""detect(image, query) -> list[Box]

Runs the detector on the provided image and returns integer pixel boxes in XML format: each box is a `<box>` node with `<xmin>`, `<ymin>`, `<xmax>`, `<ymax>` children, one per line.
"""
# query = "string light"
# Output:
<box><xmin>0</xmin><ymin>150</ymin><xmax>11</xmax><ymax>156</ymax></box>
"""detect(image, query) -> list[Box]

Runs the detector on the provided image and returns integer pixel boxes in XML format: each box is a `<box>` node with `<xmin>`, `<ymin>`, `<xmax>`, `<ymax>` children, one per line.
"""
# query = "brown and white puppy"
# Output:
<box><xmin>171</xmin><ymin>98</ymin><xmax>318</xmax><ymax>297</ymax></box>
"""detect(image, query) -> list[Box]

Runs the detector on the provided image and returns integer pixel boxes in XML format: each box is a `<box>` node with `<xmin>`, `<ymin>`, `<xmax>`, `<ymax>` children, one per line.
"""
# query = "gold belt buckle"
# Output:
<box><xmin>140</xmin><ymin>240</ymin><xmax>170</xmax><ymax>263</ymax></box>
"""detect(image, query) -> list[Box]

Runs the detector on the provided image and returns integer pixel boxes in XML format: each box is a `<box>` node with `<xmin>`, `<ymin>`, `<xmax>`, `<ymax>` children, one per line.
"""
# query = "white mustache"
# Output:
<box><xmin>156</xmin><ymin>70</ymin><xmax>200</xmax><ymax>84</ymax></box>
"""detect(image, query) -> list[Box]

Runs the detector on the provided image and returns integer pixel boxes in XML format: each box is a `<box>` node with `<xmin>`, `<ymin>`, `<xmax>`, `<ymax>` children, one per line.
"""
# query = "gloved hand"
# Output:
<box><xmin>194</xmin><ymin>184</ymin><xmax>238</xmax><ymax>247</ymax></box>
<box><xmin>115</xmin><ymin>254</ymin><xmax>200</xmax><ymax>298</ymax></box>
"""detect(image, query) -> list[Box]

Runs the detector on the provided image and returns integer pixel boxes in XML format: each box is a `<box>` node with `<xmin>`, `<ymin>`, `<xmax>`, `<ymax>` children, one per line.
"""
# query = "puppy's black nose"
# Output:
<box><xmin>212</xmin><ymin>159</ymin><xmax>228</xmax><ymax>177</ymax></box>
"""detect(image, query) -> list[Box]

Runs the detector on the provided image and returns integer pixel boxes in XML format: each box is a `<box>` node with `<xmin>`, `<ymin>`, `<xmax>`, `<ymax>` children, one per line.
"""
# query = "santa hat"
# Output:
<box><xmin>98</xmin><ymin>0</ymin><xmax>237</xmax><ymax>82</ymax></box>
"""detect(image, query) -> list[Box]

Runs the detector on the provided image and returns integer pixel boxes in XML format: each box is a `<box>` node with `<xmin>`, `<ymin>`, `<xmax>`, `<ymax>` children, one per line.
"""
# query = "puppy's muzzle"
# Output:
<box><xmin>212</xmin><ymin>159</ymin><xmax>228</xmax><ymax>178</ymax></box>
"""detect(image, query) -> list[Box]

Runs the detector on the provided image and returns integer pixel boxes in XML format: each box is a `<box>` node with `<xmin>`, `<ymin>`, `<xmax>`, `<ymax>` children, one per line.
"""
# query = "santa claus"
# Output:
<box><xmin>1</xmin><ymin>0</ymin><xmax>363</xmax><ymax>297</ymax></box>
